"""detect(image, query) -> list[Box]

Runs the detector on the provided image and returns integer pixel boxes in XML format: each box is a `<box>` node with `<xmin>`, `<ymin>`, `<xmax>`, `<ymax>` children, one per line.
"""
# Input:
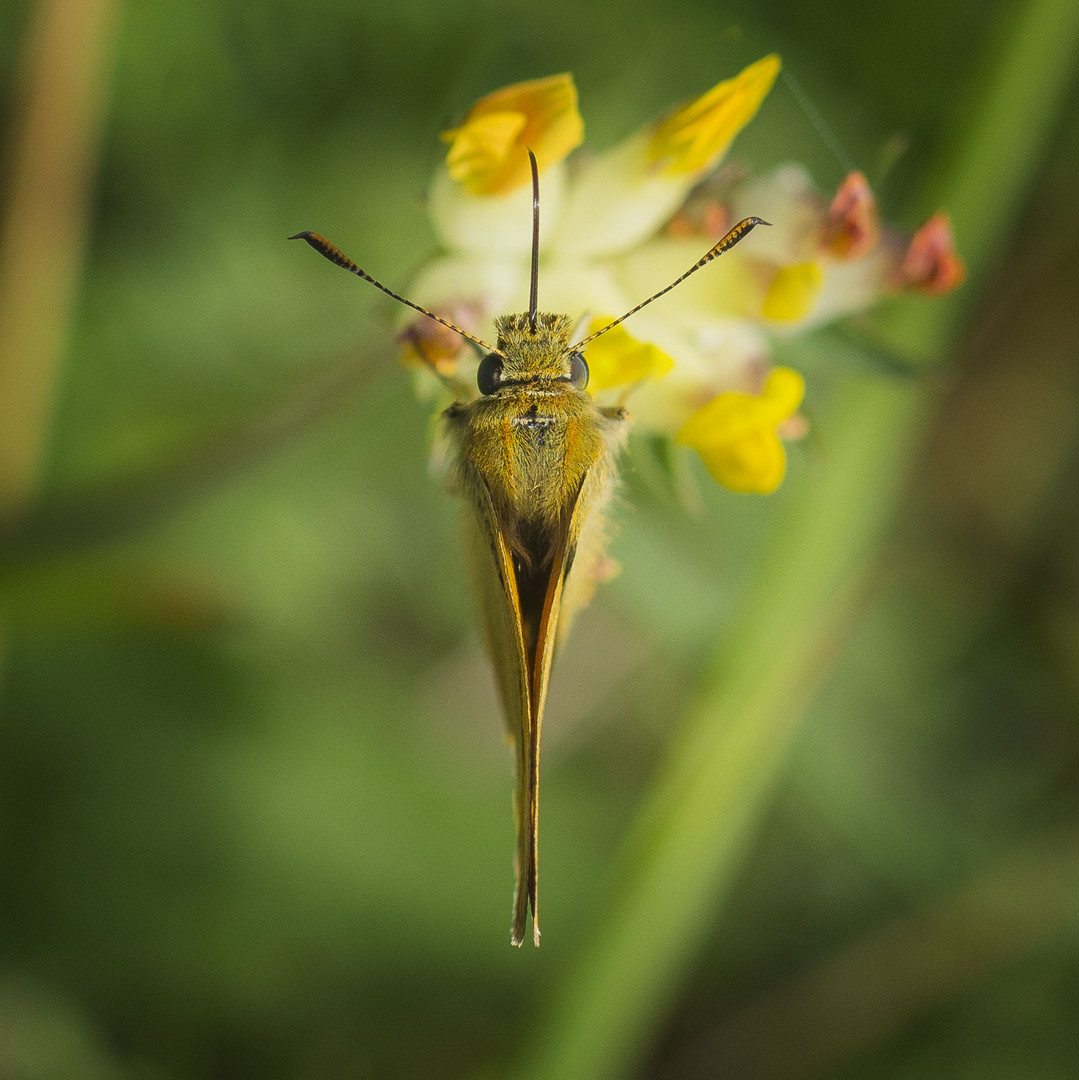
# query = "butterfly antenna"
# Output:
<box><xmin>288</xmin><ymin>231</ymin><xmax>499</xmax><ymax>353</ymax></box>
<box><xmin>527</xmin><ymin>149</ymin><xmax>540</xmax><ymax>334</ymax></box>
<box><xmin>573</xmin><ymin>216</ymin><xmax>771</xmax><ymax>351</ymax></box>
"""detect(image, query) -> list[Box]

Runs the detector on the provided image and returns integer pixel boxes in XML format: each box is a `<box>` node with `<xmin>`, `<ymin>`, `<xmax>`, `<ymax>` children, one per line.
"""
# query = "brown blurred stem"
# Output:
<box><xmin>0</xmin><ymin>1</ymin><xmax>384</xmax><ymax>571</ymax></box>
<box><xmin>0</xmin><ymin>0</ymin><xmax>119</xmax><ymax>515</ymax></box>
<box><xmin>0</xmin><ymin>0</ymin><xmax>118</xmax><ymax>691</ymax></box>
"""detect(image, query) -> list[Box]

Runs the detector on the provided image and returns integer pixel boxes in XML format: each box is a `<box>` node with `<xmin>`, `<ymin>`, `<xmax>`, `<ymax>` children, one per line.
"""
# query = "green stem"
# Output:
<box><xmin>512</xmin><ymin>0</ymin><xmax>1079</xmax><ymax>1077</ymax></box>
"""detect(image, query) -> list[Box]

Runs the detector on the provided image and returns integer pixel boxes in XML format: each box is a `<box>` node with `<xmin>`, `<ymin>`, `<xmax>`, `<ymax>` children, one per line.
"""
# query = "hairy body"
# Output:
<box><xmin>445</xmin><ymin>312</ymin><xmax>626</xmax><ymax>946</ymax></box>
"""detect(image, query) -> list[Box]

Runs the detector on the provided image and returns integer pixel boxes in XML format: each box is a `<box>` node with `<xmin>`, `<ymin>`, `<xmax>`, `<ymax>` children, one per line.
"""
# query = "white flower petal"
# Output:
<box><xmin>551</xmin><ymin>135</ymin><xmax>700</xmax><ymax>259</ymax></box>
<box><xmin>535</xmin><ymin>260</ymin><xmax>630</xmax><ymax>328</ymax></box>
<box><xmin>599</xmin><ymin>311</ymin><xmax>769</xmax><ymax>432</ymax></box>
<box><xmin>772</xmin><ymin>240</ymin><xmax>899</xmax><ymax>333</ymax></box>
<box><xmin>405</xmin><ymin>252</ymin><xmax>529</xmax><ymax>338</ymax></box>
<box><xmin>615</xmin><ymin>236</ymin><xmax>765</xmax><ymax>324</ymax></box>
<box><xmin>728</xmin><ymin>164</ymin><xmax>822</xmax><ymax>264</ymax></box>
<box><xmin>428</xmin><ymin>161</ymin><xmax>567</xmax><ymax>256</ymax></box>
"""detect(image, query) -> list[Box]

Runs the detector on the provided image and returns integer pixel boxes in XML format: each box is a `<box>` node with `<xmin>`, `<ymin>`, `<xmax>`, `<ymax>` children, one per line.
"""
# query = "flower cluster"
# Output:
<box><xmin>401</xmin><ymin>60</ymin><xmax>963</xmax><ymax>494</ymax></box>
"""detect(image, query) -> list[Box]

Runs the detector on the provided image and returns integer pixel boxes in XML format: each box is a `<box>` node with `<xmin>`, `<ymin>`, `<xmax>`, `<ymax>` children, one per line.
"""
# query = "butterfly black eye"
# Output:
<box><xmin>477</xmin><ymin>352</ymin><xmax>503</xmax><ymax>396</ymax></box>
<box><xmin>569</xmin><ymin>350</ymin><xmax>589</xmax><ymax>391</ymax></box>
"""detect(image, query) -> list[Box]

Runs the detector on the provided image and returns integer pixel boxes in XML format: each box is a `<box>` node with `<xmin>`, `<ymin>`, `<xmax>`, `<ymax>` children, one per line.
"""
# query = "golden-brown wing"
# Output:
<box><xmin>462</xmin><ymin>466</ymin><xmax>592</xmax><ymax>947</ymax></box>
<box><xmin>519</xmin><ymin>475</ymin><xmax>589</xmax><ymax>946</ymax></box>
<box><xmin>463</xmin><ymin>474</ymin><xmax>531</xmax><ymax>750</ymax></box>
<box><xmin>460</xmin><ymin>474</ymin><xmax>534</xmax><ymax>944</ymax></box>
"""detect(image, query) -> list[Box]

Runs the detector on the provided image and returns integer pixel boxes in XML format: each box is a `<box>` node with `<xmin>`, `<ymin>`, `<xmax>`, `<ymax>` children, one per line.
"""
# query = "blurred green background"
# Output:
<box><xmin>2</xmin><ymin>0</ymin><xmax>1078</xmax><ymax>1078</ymax></box>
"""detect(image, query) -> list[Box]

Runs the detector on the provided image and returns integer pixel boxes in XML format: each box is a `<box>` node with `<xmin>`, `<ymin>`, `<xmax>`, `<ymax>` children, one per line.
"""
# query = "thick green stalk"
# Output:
<box><xmin>512</xmin><ymin>1</ymin><xmax>1079</xmax><ymax>1078</ymax></box>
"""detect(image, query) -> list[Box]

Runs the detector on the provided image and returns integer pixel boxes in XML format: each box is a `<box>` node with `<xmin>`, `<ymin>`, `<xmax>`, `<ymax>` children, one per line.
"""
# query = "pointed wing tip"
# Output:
<box><xmin>509</xmin><ymin>918</ymin><xmax>540</xmax><ymax>948</ymax></box>
<box><xmin>511</xmin><ymin>898</ymin><xmax>541</xmax><ymax>947</ymax></box>
<box><xmin>512</xmin><ymin>891</ymin><xmax>528</xmax><ymax>947</ymax></box>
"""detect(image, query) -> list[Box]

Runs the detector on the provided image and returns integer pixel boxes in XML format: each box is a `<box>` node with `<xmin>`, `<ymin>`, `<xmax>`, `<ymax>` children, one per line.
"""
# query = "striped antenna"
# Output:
<box><xmin>572</xmin><ymin>217</ymin><xmax>771</xmax><ymax>351</ymax></box>
<box><xmin>527</xmin><ymin>149</ymin><xmax>540</xmax><ymax>333</ymax></box>
<box><xmin>288</xmin><ymin>231</ymin><xmax>499</xmax><ymax>354</ymax></box>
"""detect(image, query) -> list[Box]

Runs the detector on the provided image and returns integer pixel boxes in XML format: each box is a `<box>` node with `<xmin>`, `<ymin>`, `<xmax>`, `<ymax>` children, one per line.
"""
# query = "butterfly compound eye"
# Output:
<box><xmin>477</xmin><ymin>353</ymin><xmax>503</xmax><ymax>396</ymax></box>
<box><xmin>569</xmin><ymin>351</ymin><xmax>589</xmax><ymax>391</ymax></box>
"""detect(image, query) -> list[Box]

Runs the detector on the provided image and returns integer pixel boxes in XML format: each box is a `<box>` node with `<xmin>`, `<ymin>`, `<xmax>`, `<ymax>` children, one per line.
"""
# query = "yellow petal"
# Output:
<box><xmin>440</xmin><ymin>73</ymin><xmax>584</xmax><ymax>196</ymax></box>
<box><xmin>697</xmin><ymin>427</ymin><xmax>788</xmax><ymax>493</ymax></box>
<box><xmin>761</xmin><ymin>262</ymin><xmax>823</xmax><ymax>322</ymax></box>
<box><xmin>443</xmin><ymin>112</ymin><xmax>527</xmax><ymax>184</ymax></box>
<box><xmin>678</xmin><ymin>388</ymin><xmax>760</xmax><ymax>448</ymax></box>
<box><xmin>760</xmin><ymin>366</ymin><xmax>806</xmax><ymax>415</ymax></box>
<box><xmin>648</xmin><ymin>54</ymin><xmax>781</xmax><ymax>175</ymax></box>
<box><xmin>582</xmin><ymin>316</ymin><xmax>675</xmax><ymax>391</ymax></box>
<box><xmin>677</xmin><ymin>366</ymin><xmax>805</xmax><ymax>494</ymax></box>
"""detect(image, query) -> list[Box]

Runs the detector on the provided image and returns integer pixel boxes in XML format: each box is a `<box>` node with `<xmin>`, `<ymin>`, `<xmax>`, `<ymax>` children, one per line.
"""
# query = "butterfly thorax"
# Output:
<box><xmin>447</xmin><ymin>311</ymin><xmax>609</xmax><ymax>563</ymax></box>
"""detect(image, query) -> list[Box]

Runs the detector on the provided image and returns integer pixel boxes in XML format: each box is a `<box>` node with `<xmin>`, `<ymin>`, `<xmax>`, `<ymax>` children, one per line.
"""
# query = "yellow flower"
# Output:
<box><xmin>441</xmin><ymin>73</ymin><xmax>584</xmax><ymax>196</ymax></box>
<box><xmin>413</xmin><ymin>67</ymin><xmax>962</xmax><ymax>496</ymax></box>
<box><xmin>648</xmin><ymin>54</ymin><xmax>781</xmax><ymax>175</ymax></box>
<box><xmin>581</xmin><ymin>316</ymin><xmax>675</xmax><ymax>392</ymax></box>
<box><xmin>677</xmin><ymin>367</ymin><xmax>805</xmax><ymax>493</ymax></box>
<box><xmin>762</xmin><ymin>262</ymin><xmax>824</xmax><ymax>321</ymax></box>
